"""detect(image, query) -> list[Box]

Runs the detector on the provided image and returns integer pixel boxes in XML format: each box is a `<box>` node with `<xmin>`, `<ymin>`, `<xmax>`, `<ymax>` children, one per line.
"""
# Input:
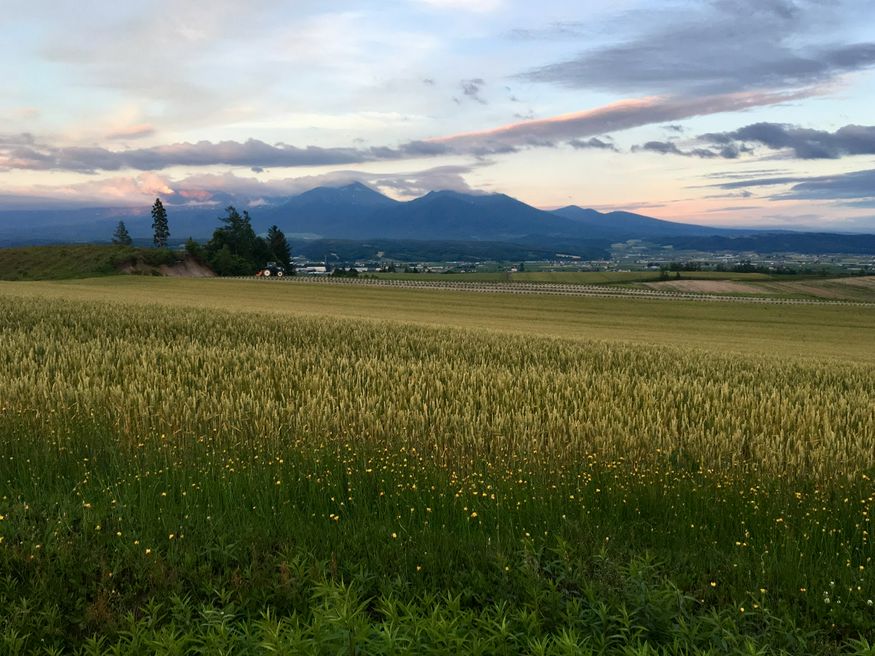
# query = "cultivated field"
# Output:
<box><xmin>1</xmin><ymin>278</ymin><xmax>873</xmax><ymax>654</ymax></box>
<box><xmin>372</xmin><ymin>270</ymin><xmax>775</xmax><ymax>284</ymax></box>
<box><xmin>374</xmin><ymin>270</ymin><xmax>875</xmax><ymax>303</ymax></box>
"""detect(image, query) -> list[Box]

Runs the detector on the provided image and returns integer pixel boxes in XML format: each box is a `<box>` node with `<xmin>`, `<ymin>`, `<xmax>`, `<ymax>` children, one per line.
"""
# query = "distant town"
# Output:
<box><xmin>286</xmin><ymin>244</ymin><xmax>875</xmax><ymax>278</ymax></box>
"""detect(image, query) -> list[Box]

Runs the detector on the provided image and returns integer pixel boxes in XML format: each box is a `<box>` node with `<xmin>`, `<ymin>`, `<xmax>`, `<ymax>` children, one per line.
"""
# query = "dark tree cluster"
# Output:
<box><xmin>204</xmin><ymin>206</ymin><xmax>292</xmax><ymax>276</ymax></box>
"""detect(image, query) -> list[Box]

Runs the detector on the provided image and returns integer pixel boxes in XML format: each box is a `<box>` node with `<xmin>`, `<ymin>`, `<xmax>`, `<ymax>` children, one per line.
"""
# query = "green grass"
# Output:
<box><xmin>0</xmin><ymin>279</ymin><xmax>873</xmax><ymax>654</ymax></box>
<box><xmin>0</xmin><ymin>244</ymin><xmax>181</xmax><ymax>281</ymax></box>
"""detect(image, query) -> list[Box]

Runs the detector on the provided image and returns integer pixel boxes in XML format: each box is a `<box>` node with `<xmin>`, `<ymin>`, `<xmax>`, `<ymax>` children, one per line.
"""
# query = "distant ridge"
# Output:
<box><xmin>550</xmin><ymin>206</ymin><xmax>725</xmax><ymax>239</ymax></box>
<box><xmin>1</xmin><ymin>182</ymin><xmax>873</xmax><ymax>254</ymax></box>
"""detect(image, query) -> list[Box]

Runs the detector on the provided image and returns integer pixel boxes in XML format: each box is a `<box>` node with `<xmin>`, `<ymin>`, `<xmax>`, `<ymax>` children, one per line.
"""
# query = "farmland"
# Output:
<box><xmin>373</xmin><ymin>270</ymin><xmax>776</xmax><ymax>284</ymax></box>
<box><xmin>1</xmin><ymin>278</ymin><xmax>874</xmax><ymax>654</ymax></box>
<box><xmin>372</xmin><ymin>270</ymin><xmax>875</xmax><ymax>303</ymax></box>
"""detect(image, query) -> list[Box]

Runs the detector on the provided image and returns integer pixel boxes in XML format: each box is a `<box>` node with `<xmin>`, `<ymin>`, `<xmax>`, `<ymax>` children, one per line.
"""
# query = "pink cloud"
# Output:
<box><xmin>431</xmin><ymin>89</ymin><xmax>821</xmax><ymax>149</ymax></box>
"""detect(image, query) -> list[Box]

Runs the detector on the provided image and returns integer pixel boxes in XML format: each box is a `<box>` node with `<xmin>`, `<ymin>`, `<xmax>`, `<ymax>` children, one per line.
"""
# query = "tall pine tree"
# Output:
<box><xmin>267</xmin><ymin>225</ymin><xmax>291</xmax><ymax>265</ymax></box>
<box><xmin>151</xmin><ymin>198</ymin><xmax>170</xmax><ymax>248</ymax></box>
<box><xmin>112</xmin><ymin>220</ymin><xmax>133</xmax><ymax>246</ymax></box>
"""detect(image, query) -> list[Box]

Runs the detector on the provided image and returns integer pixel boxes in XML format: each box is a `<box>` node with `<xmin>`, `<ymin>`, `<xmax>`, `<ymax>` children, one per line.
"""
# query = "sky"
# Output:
<box><xmin>2</xmin><ymin>0</ymin><xmax>875</xmax><ymax>230</ymax></box>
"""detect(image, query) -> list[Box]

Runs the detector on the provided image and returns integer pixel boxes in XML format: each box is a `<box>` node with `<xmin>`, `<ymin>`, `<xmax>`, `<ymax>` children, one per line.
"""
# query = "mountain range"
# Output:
<box><xmin>253</xmin><ymin>183</ymin><xmax>732</xmax><ymax>241</ymax></box>
<box><xmin>1</xmin><ymin>182</ymin><xmax>873</xmax><ymax>255</ymax></box>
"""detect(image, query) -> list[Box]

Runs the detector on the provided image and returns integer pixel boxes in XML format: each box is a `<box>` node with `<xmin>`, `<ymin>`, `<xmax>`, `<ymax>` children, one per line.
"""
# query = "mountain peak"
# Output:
<box><xmin>283</xmin><ymin>181</ymin><xmax>396</xmax><ymax>208</ymax></box>
<box><xmin>338</xmin><ymin>181</ymin><xmax>375</xmax><ymax>192</ymax></box>
<box><xmin>419</xmin><ymin>189</ymin><xmax>501</xmax><ymax>202</ymax></box>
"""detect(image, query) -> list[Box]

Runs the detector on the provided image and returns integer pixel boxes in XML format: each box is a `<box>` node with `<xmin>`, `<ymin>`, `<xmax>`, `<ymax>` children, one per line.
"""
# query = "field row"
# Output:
<box><xmin>244</xmin><ymin>275</ymin><xmax>875</xmax><ymax>307</ymax></box>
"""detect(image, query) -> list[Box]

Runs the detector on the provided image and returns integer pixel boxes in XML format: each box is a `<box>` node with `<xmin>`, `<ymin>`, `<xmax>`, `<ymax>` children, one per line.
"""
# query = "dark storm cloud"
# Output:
<box><xmin>519</xmin><ymin>1</ymin><xmax>875</xmax><ymax>95</ymax></box>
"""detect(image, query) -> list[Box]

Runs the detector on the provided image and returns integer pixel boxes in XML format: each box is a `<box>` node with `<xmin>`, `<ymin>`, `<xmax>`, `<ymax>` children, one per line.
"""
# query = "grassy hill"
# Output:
<box><xmin>0</xmin><ymin>244</ymin><xmax>195</xmax><ymax>280</ymax></box>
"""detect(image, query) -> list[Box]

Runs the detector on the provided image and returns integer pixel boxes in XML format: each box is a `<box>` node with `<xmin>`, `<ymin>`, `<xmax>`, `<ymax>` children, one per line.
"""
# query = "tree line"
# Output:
<box><xmin>111</xmin><ymin>199</ymin><xmax>292</xmax><ymax>276</ymax></box>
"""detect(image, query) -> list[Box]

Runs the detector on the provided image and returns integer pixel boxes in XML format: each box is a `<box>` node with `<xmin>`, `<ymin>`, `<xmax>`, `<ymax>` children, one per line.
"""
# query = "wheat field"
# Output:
<box><xmin>0</xmin><ymin>280</ymin><xmax>873</xmax><ymax>654</ymax></box>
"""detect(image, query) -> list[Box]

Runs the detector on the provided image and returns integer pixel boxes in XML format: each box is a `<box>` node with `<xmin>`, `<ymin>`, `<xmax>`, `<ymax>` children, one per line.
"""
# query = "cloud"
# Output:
<box><xmin>370</xmin><ymin>164</ymin><xmax>481</xmax><ymax>197</ymax></box>
<box><xmin>702</xmin><ymin>168</ymin><xmax>794</xmax><ymax>181</ymax></box>
<box><xmin>709</xmin><ymin>167</ymin><xmax>875</xmax><ymax>206</ymax></box>
<box><xmin>432</xmin><ymin>89</ymin><xmax>814</xmax><ymax>151</ymax></box>
<box><xmin>843</xmin><ymin>199</ymin><xmax>875</xmax><ymax>209</ymax></box>
<box><xmin>701</xmin><ymin>123</ymin><xmax>875</xmax><ymax>159</ymax></box>
<box><xmin>568</xmin><ymin>137</ymin><xmax>616</xmax><ymax>151</ymax></box>
<box><xmin>0</xmin><ymin>133</ymin><xmax>37</xmax><ymax>146</ymax></box>
<box><xmin>0</xmin><ymin>164</ymin><xmax>486</xmax><ymax>209</ymax></box>
<box><xmin>586</xmin><ymin>200</ymin><xmax>668</xmax><ymax>212</ymax></box>
<box><xmin>0</xmin><ymin>137</ymin><xmax>400</xmax><ymax>173</ymax></box>
<box><xmin>703</xmin><ymin>205</ymin><xmax>765</xmax><ymax>213</ymax></box>
<box><xmin>22</xmin><ymin>2</ymin><xmax>443</xmax><ymax>137</ymax></box>
<box><xmin>460</xmin><ymin>78</ymin><xmax>487</xmax><ymax>104</ymax></box>
<box><xmin>634</xmin><ymin>141</ymin><xmax>700</xmax><ymax>157</ymax></box>
<box><xmin>713</xmin><ymin>175</ymin><xmax>813</xmax><ymax>190</ymax></box>
<box><xmin>703</xmin><ymin>190</ymin><xmax>755</xmax><ymax>200</ymax></box>
<box><xmin>397</xmin><ymin>140</ymin><xmax>452</xmax><ymax>157</ymax></box>
<box><xmin>631</xmin><ymin>140</ymin><xmax>750</xmax><ymax>159</ymax></box>
<box><xmin>0</xmin><ymin>90</ymin><xmax>824</xmax><ymax>174</ymax></box>
<box><xmin>106</xmin><ymin>124</ymin><xmax>156</xmax><ymax>140</ymax></box>
<box><xmin>0</xmin><ymin>172</ymin><xmax>178</xmax><ymax>209</ymax></box>
<box><xmin>631</xmin><ymin>122</ymin><xmax>875</xmax><ymax>160</ymax></box>
<box><xmin>414</xmin><ymin>0</ymin><xmax>500</xmax><ymax>11</ymax></box>
<box><xmin>780</xmin><ymin>169</ymin><xmax>875</xmax><ymax>201</ymax></box>
<box><xmin>508</xmin><ymin>21</ymin><xmax>586</xmax><ymax>41</ymax></box>
<box><xmin>2</xmin><ymin>107</ymin><xmax>40</xmax><ymax>122</ymax></box>
<box><xmin>520</xmin><ymin>0</ymin><xmax>875</xmax><ymax>96</ymax></box>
